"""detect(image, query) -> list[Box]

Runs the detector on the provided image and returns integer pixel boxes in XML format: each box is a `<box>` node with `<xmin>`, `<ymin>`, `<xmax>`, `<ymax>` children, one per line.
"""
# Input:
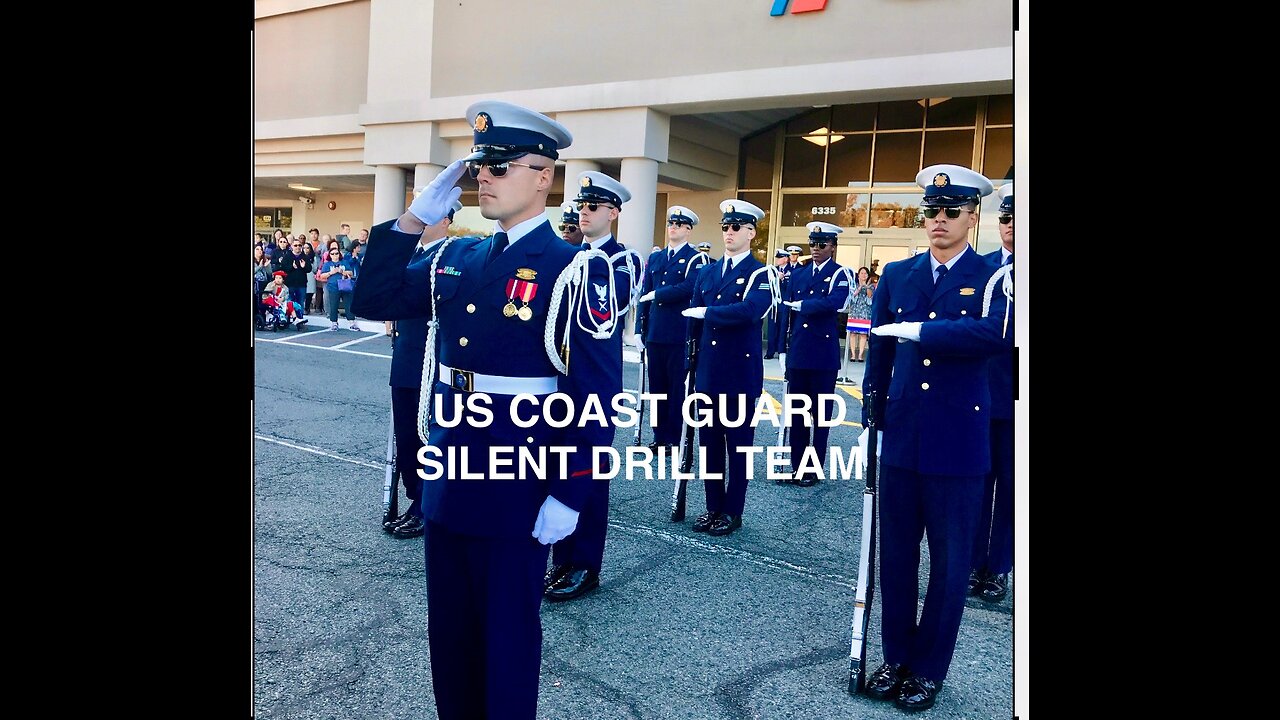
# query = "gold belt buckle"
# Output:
<box><xmin>450</xmin><ymin>368</ymin><xmax>475</xmax><ymax>393</ymax></box>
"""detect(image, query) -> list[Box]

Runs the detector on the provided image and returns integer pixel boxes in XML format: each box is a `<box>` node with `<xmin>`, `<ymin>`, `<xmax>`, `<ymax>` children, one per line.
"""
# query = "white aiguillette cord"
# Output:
<box><xmin>981</xmin><ymin>264</ymin><xmax>1014</xmax><ymax>339</ymax></box>
<box><xmin>415</xmin><ymin>236</ymin><xmax>459</xmax><ymax>445</ymax></box>
<box><xmin>609</xmin><ymin>247</ymin><xmax>645</xmax><ymax>318</ymax></box>
<box><xmin>743</xmin><ymin>264</ymin><xmax>782</xmax><ymax>320</ymax></box>
<box><xmin>545</xmin><ymin>248</ymin><xmax>616</xmax><ymax>374</ymax></box>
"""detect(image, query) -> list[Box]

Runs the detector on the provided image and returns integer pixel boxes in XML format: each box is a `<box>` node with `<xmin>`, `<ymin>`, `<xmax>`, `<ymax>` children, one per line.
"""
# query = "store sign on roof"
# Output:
<box><xmin>770</xmin><ymin>0</ymin><xmax>829</xmax><ymax>15</ymax></box>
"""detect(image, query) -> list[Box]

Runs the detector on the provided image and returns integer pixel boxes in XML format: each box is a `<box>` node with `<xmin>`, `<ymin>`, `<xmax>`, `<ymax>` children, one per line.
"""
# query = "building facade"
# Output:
<box><xmin>254</xmin><ymin>0</ymin><xmax>1014</xmax><ymax>271</ymax></box>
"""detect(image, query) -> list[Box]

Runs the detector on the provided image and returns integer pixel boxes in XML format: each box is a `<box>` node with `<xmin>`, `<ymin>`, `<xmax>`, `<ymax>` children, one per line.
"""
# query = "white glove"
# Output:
<box><xmin>857</xmin><ymin>427</ymin><xmax>883</xmax><ymax>466</ymax></box>
<box><xmin>783</xmin><ymin>300</ymin><xmax>801</xmax><ymax>311</ymax></box>
<box><xmin>630</xmin><ymin>335</ymin><xmax>645</xmax><ymax>351</ymax></box>
<box><xmin>681</xmin><ymin>307</ymin><xmax>707</xmax><ymax>319</ymax></box>
<box><xmin>872</xmin><ymin>321</ymin><xmax>922</xmax><ymax>342</ymax></box>
<box><xmin>638</xmin><ymin>291</ymin><xmax>656</xmax><ymax>303</ymax></box>
<box><xmin>778</xmin><ymin>353</ymin><xmax>786</xmax><ymax>372</ymax></box>
<box><xmin>408</xmin><ymin>159</ymin><xmax>466</xmax><ymax>226</ymax></box>
<box><xmin>532</xmin><ymin>495</ymin><xmax>580</xmax><ymax>545</ymax></box>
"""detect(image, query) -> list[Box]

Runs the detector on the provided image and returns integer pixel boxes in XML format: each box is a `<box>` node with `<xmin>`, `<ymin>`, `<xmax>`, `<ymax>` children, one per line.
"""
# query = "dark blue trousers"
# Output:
<box><xmin>701</xmin><ymin>398</ymin><xmax>758</xmax><ymax>517</ymax></box>
<box><xmin>766</xmin><ymin>311</ymin><xmax>786</xmax><ymax>356</ymax></box>
<box><xmin>391</xmin><ymin>386</ymin><xmax>424</xmax><ymax>518</ymax></box>
<box><xmin>878</xmin><ymin>465</ymin><xmax>983</xmax><ymax>681</ymax></box>
<box><xmin>973</xmin><ymin>419</ymin><xmax>1014</xmax><ymax>574</ymax></box>
<box><xmin>551</xmin><ymin>476</ymin><xmax>609</xmax><ymax>571</ymax></box>
<box><xmin>785</xmin><ymin>367</ymin><xmax>838</xmax><ymax>473</ymax></box>
<box><xmin>425</xmin><ymin>521</ymin><xmax>550</xmax><ymax>720</ymax></box>
<box><xmin>647</xmin><ymin>342</ymin><xmax>687</xmax><ymax>446</ymax></box>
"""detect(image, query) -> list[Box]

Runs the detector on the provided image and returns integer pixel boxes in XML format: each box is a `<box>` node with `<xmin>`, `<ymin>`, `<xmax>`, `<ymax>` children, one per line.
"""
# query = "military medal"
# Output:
<box><xmin>506</xmin><ymin>277</ymin><xmax>539</xmax><ymax>321</ymax></box>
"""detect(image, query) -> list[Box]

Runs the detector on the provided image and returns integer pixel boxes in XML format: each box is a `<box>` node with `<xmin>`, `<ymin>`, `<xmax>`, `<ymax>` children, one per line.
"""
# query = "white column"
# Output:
<box><xmin>563</xmin><ymin>160</ymin><xmax>601</xmax><ymax>204</ymax></box>
<box><xmin>414</xmin><ymin>163</ymin><xmax>444</xmax><ymax>194</ymax></box>
<box><xmin>619</xmin><ymin>157</ymin><xmax>659</xmax><ymax>341</ymax></box>
<box><xmin>373</xmin><ymin>165</ymin><xmax>408</xmax><ymax>225</ymax></box>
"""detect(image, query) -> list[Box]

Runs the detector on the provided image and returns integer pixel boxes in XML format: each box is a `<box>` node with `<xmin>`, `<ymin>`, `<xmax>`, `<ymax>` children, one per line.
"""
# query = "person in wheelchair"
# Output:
<box><xmin>259</xmin><ymin>270</ymin><xmax>308</xmax><ymax>329</ymax></box>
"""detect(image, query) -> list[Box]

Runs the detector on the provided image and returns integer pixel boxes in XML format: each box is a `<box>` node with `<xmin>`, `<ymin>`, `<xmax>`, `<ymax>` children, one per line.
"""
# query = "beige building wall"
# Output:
<box><xmin>429</xmin><ymin>0</ymin><xmax>1010</xmax><ymax>97</ymax></box>
<box><xmin>254</xmin><ymin>0</ymin><xmax>371</xmax><ymax>121</ymax></box>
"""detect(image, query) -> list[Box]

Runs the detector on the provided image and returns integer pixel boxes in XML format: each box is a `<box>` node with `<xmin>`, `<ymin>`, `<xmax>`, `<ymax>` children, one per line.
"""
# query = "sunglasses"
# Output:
<box><xmin>922</xmin><ymin>207</ymin><xmax>972</xmax><ymax>219</ymax></box>
<box><xmin>666</xmin><ymin>221</ymin><xmax>689</xmax><ymax>228</ymax></box>
<box><xmin>291</xmin><ymin>243</ymin><xmax>302</xmax><ymax>247</ymax></box>
<box><xmin>575</xmin><ymin>201</ymin><xmax>615</xmax><ymax>212</ymax></box>
<box><xmin>465</xmin><ymin>160</ymin><xmax>547</xmax><ymax>179</ymax></box>
<box><xmin>809</xmin><ymin>241</ymin><xmax>832</xmax><ymax>249</ymax></box>
<box><xmin>998</xmin><ymin>214</ymin><xmax>1013</xmax><ymax>225</ymax></box>
<box><xmin>721</xmin><ymin>223</ymin><xmax>752</xmax><ymax>232</ymax></box>
<box><xmin>558</xmin><ymin>224</ymin><xmax>578</xmax><ymax>233</ymax></box>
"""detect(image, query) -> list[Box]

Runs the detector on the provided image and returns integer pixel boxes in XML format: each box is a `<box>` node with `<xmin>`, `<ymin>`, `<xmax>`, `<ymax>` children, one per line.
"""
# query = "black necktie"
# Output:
<box><xmin>486</xmin><ymin>232</ymin><xmax>509</xmax><ymax>268</ymax></box>
<box><xmin>668</xmin><ymin>249</ymin><xmax>674</xmax><ymax>261</ymax></box>
<box><xmin>412</xmin><ymin>245</ymin><xmax>426</xmax><ymax>262</ymax></box>
<box><xmin>723</xmin><ymin>258</ymin><xmax>733</xmax><ymax>278</ymax></box>
<box><xmin>935</xmin><ymin>264</ymin><xmax>948</xmax><ymax>286</ymax></box>
<box><xmin>1003</xmin><ymin>254</ymin><xmax>1012</xmax><ymax>267</ymax></box>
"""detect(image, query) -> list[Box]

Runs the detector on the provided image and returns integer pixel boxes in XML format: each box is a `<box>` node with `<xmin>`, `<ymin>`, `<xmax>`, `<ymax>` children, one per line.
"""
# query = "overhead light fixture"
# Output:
<box><xmin>288</xmin><ymin>183</ymin><xmax>322</xmax><ymax>192</ymax></box>
<box><xmin>800</xmin><ymin>127</ymin><xmax>845</xmax><ymax>147</ymax></box>
<box><xmin>917</xmin><ymin>97</ymin><xmax>952</xmax><ymax>108</ymax></box>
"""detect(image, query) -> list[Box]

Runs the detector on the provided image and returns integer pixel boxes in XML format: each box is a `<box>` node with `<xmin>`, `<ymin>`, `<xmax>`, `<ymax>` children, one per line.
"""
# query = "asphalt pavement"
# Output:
<box><xmin>253</xmin><ymin>320</ymin><xmax>1015</xmax><ymax>719</ymax></box>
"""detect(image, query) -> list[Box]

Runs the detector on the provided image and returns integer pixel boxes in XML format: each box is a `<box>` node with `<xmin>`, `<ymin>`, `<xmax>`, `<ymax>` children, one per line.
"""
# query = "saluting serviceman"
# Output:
<box><xmin>858</xmin><ymin>164</ymin><xmax>1012</xmax><ymax>712</ymax></box>
<box><xmin>636</xmin><ymin>205</ymin><xmax>711</xmax><ymax>453</ymax></box>
<box><xmin>779</xmin><ymin>221</ymin><xmax>850</xmax><ymax>485</ymax></box>
<box><xmin>544</xmin><ymin>171</ymin><xmax>637</xmax><ymax>603</ymax></box>
<box><xmin>559</xmin><ymin>201</ymin><xmax>583</xmax><ymax>246</ymax></box>
<box><xmin>350</xmin><ymin>100</ymin><xmax>620</xmax><ymax>720</ymax></box>
<box><xmin>680</xmin><ymin>199</ymin><xmax>773</xmax><ymax>537</ymax></box>
<box><xmin>375</xmin><ymin>198</ymin><xmax>465</xmax><ymax>540</ymax></box>
<box><xmin>970</xmin><ymin>181</ymin><xmax>1015</xmax><ymax>603</ymax></box>
<box><xmin>765</xmin><ymin>249</ymin><xmax>790</xmax><ymax>359</ymax></box>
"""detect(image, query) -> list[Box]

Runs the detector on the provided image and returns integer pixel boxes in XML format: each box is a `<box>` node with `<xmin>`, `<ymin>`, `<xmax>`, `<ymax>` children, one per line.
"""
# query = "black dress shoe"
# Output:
<box><xmin>894</xmin><ymin>675</ymin><xmax>940</xmax><ymax>711</ymax></box>
<box><xmin>764</xmin><ymin>353</ymin><xmax>776</xmax><ymax>359</ymax></box>
<box><xmin>391</xmin><ymin>516</ymin><xmax>425</xmax><ymax>538</ymax></box>
<box><xmin>691</xmin><ymin>510</ymin><xmax>719</xmax><ymax>532</ymax></box>
<box><xmin>383</xmin><ymin>511</ymin><xmax>412</xmax><ymax>533</ymax></box>
<box><xmin>544</xmin><ymin>564</ymin><xmax>571</xmax><ymax>593</ymax></box>
<box><xmin>796</xmin><ymin>471</ymin><xmax>819</xmax><ymax>487</ymax></box>
<box><xmin>967</xmin><ymin>569</ymin><xmax>986</xmax><ymax>596</ymax></box>
<box><xmin>865</xmin><ymin>662</ymin><xmax>910</xmax><ymax>700</ymax></box>
<box><xmin>544</xmin><ymin>568</ymin><xmax>599</xmax><ymax>602</ymax></box>
<box><xmin>707</xmin><ymin>514</ymin><xmax>742</xmax><ymax>536</ymax></box>
<box><xmin>979</xmin><ymin>573</ymin><xmax>1008</xmax><ymax>602</ymax></box>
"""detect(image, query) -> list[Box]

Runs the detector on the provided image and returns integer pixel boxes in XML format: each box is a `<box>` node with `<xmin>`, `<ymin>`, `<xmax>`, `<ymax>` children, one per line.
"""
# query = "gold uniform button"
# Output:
<box><xmin>928</xmin><ymin>312</ymin><xmax>937</xmax><ymax>319</ymax></box>
<box><xmin>961</xmin><ymin>309</ymin><xmax>967</xmax><ymax>315</ymax></box>
<box><xmin>923</xmin><ymin>359</ymin><xmax>931</xmax><ymax>366</ymax></box>
<box><xmin>921</xmin><ymin>382</ymin><xmax>930</xmax><ymax>390</ymax></box>
<box><xmin>459</xmin><ymin>337</ymin><xmax>469</xmax><ymax>347</ymax></box>
<box><xmin>466</xmin><ymin>304</ymin><xmax>476</xmax><ymax>314</ymax></box>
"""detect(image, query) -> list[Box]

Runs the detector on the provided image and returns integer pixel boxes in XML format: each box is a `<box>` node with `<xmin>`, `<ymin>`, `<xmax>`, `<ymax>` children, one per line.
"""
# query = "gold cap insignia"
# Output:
<box><xmin>959</xmin><ymin>287</ymin><xmax>976</xmax><ymax>295</ymax></box>
<box><xmin>580</xmin><ymin>176</ymin><xmax>591</xmax><ymax>187</ymax></box>
<box><xmin>933</xmin><ymin>173</ymin><xmax>949</xmax><ymax>188</ymax></box>
<box><xmin>728</xmin><ymin>204</ymin><xmax>735</xmax><ymax>212</ymax></box>
<box><xmin>516</xmin><ymin>268</ymin><xmax>537</xmax><ymax>280</ymax></box>
<box><xmin>473</xmin><ymin>112</ymin><xmax>490</xmax><ymax>133</ymax></box>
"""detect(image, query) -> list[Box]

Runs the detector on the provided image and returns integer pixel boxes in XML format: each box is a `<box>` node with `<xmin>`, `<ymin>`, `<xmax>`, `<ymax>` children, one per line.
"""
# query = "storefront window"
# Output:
<box><xmin>254</xmin><ymin>207</ymin><xmax>292</xmax><ymax>234</ymax></box>
<box><xmin>868</xmin><ymin>193</ymin><xmax>924</xmax><ymax>229</ymax></box>
<box><xmin>877</xmin><ymin>100</ymin><xmax>924</xmax><ymax>130</ymax></box>
<box><xmin>832</xmin><ymin>104</ymin><xmax>876</xmax><ymax>132</ymax></box>
<box><xmin>923</xmin><ymin>129</ymin><xmax>975</xmax><ymax>169</ymax></box>
<box><xmin>983</xmin><ymin>127</ymin><xmax>1013</xmax><ymax>181</ymax></box>
<box><xmin>739</xmin><ymin>130</ymin><xmax>775</xmax><ymax>189</ymax></box>
<box><xmin>779</xmin><ymin>193</ymin><xmax>867</xmax><ymax>228</ymax></box>
<box><xmin>826</xmin><ymin>134</ymin><xmax>873</xmax><ymax>188</ymax></box>
<box><xmin>924</xmin><ymin>96</ymin><xmax>979</xmax><ymax>128</ymax></box>
<box><xmin>987</xmin><ymin>94</ymin><xmax>1014</xmax><ymax>125</ymax></box>
<box><xmin>782</xmin><ymin>136</ymin><xmax>825</xmax><ymax>187</ymax></box>
<box><xmin>872</xmin><ymin>133</ymin><xmax>923</xmax><ymax>184</ymax></box>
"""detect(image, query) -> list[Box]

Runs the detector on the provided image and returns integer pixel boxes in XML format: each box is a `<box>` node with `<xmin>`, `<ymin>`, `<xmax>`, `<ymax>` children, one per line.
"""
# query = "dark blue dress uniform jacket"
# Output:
<box><xmin>637</xmin><ymin>244</ymin><xmax>709</xmax><ymax>345</ymax></box>
<box><xmin>983</xmin><ymin>249</ymin><xmax>1014</xmax><ymax>421</ymax></box>
<box><xmin>784</xmin><ymin>260</ymin><xmax>850</xmax><ymax>371</ymax></box>
<box><xmin>862</xmin><ymin>248</ymin><xmax>1012</xmax><ymax>477</ymax></box>
<box><xmin>689</xmin><ymin>254</ymin><xmax>773</xmax><ymax>397</ymax></box>
<box><xmin>352</xmin><ymin>218</ymin><xmax>611</xmax><ymax>539</ymax></box>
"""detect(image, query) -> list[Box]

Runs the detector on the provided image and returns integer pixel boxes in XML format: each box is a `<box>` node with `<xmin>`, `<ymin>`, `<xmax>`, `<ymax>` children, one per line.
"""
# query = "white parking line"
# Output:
<box><xmin>332</xmin><ymin>330</ymin><xmax>388</xmax><ymax>349</ymax></box>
